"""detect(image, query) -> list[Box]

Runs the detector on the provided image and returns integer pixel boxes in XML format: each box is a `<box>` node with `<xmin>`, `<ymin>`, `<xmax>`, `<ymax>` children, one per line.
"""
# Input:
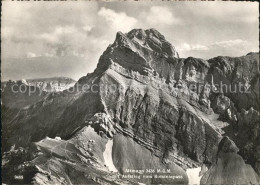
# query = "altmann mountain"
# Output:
<box><xmin>2</xmin><ymin>28</ymin><xmax>259</xmax><ymax>184</ymax></box>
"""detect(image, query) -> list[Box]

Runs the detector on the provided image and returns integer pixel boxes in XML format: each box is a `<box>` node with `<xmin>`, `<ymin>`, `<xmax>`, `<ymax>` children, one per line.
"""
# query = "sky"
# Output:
<box><xmin>1</xmin><ymin>1</ymin><xmax>259</xmax><ymax>81</ymax></box>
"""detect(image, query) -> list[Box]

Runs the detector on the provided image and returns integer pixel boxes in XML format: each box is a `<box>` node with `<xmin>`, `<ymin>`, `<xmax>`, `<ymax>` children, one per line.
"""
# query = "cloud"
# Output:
<box><xmin>1</xmin><ymin>1</ymin><xmax>258</xmax><ymax>80</ymax></box>
<box><xmin>26</xmin><ymin>52</ymin><xmax>38</xmax><ymax>58</ymax></box>
<box><xmin>1</xmin><ymin>1</ymin><xmax>99</xmax><ymax>58</ymax></box>
<box><xmin>83</xmin><ymin>25</ymin><xmax>93</xmax><ymax>32</ymax></box>
<box><xmin>141</xmin><ymin>6</ymin><xmax>181</xmax><ymax>26</ymax></box>
<box><xmin>44</xmin><ymin>53</ymin><xmax>55</xmax><ymax>57</ymax></box>
<box><xmin>212</xmin><ymin>39</ymin><xmax>249</xmax><ymax>48</ymax></box>
<box><xmin>178</xmin><ymin>39</ymin><xmax>250</xmax><ymax>52</ymax></box>
<box><xmin>182</xmin><ymin>2</ymin><xmax>259</xmax><ymax>24</ymax></box>
<box><xmin>37</xmin><ymin>25</ymin><xmax>89</xmax><ymax>57</ymax></box>
<box><xmin>98</xmin><ymin>7</ymin><xmax>137</xmax><ymax>32</ymax></box>
<box><xmin>177</xmin><ymin>39</ymin><xmax>256</xmax><ymax>59</ymax></box>
<box><xmin>39</xmin><ymin>25</ymin><xmax>79</xmax><ymax>45</ymax></box>
<box><xmin>178</xmin><ymin>43</ymin><xmax>209</xmax><ymax>51</ymax></box>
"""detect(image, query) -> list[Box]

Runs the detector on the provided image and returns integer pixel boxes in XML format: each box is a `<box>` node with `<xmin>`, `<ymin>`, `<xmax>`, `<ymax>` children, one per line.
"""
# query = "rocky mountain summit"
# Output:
<box><xmin>2</xmin><ymin>28</ymin><xmax>259</xmax><ymax>185</ymax></box>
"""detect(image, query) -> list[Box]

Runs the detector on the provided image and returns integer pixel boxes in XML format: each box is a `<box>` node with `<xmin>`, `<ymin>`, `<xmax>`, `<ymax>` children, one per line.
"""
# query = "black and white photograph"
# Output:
<box><xmin>1</xmin><ymin>1</ymin><xmax>259</xmax><ymax>184</ymax></box>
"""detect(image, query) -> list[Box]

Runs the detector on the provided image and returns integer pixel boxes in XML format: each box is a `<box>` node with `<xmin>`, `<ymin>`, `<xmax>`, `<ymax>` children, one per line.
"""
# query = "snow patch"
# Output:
<box><xmin>187</xmin><ymin>167</ymin><xmax>201</xmax><ymax>185</ymax></box>
<box><xmin>103</xmin><ymin>139</ymin><xmax>118</xmax><ymax>172</ymax></box>
<box><xmin>55</xmin><ymin>137</ymin><xmax>61</xmax><ymax>140</ymax></box>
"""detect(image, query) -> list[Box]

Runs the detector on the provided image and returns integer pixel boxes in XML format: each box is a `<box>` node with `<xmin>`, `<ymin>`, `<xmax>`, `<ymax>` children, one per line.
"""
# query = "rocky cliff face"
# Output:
<box><xmin>2</xmin><ymin>28</ymin><xmax>259</xmax><ymax>184</ymax></box>
<box><xmin>200</xmin><ymin>136</ymin><xmax>259</xmax><ymax>184</ymax></box>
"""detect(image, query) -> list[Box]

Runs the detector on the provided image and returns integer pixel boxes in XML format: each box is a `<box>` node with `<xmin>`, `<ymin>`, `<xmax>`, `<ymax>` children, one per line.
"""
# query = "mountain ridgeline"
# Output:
<box><xmin>2</xmin><ymin>28</ymin><xmax>259</xmax><ymax>184</ymax></box>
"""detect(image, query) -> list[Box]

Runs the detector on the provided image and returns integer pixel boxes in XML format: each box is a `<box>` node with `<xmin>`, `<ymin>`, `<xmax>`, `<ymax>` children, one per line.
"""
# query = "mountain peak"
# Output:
<box><xmin>112</xmin><ymin>28</ymin><xmax>179</xmax><ymax>59</ymax></box>
<box><xmin>127</xmin><ymin>28</ymin><xmax>165</xmax><ymax>40</ymax></box>
<box><xmin>95</xmin><ymin>28</ymin><xmax>179</xmax><ymax>75</ymax></box>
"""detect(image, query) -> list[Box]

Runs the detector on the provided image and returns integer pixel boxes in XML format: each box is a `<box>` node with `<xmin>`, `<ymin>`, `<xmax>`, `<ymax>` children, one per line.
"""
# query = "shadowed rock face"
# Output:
<box><xmin>2</xmin><ymin>28</ymin><xmax>259</xmax><ymax>184</ymax></box>
<box><xmin>200</xmin><ymin>136</ymin><xmax>259</xmax><ymax>184</ymax></box>
<box><xmin>1</xmin><ymin>80</ymin><xmax>47</xmax><ymax>109</ymax></box>
<box><xmin>112</xmin><ymin>134</ymin><xmax>188</xmax><ymax>184</ymax></box>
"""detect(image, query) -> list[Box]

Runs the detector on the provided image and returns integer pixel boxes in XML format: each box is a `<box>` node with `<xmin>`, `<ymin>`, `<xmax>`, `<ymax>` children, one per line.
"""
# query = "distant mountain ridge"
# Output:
<box><xmin>1</xmin><ymin>77</ymin><xmax>76</xmax><ymax>108</ymax></box>
<box><xmin>2</xmin><ymin>76</ymin><xmax>76</xmax><ymax>92</ymax></box>
<box><xmin>25</xmin><ymin>77</ymin><xmax>76</xmax><ymax>92</ymax></box>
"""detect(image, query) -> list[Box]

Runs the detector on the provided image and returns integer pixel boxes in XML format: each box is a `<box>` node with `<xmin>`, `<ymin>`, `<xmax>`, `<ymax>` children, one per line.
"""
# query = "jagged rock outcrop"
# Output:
<box><xmin>208</xmin><ymin>54</ymin><xmax>259</xmax><ymax>111</ymax></box>
<box><xmin>200</xmin><ymin>136</ymin><xmax>259</xmax><ymax>184</ymax></box>
<box><xmin>2</xmin><ymin>28</ymin><xmax>259</xmax><ymax>184</ymax></box>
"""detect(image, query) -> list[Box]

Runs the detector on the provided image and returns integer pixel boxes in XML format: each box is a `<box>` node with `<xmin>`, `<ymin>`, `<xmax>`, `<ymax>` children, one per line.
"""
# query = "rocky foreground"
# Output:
<box><xmin>2</xmin><ymin>28</ymin><xmax>259</xmax><ymax>184</ymax></box>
